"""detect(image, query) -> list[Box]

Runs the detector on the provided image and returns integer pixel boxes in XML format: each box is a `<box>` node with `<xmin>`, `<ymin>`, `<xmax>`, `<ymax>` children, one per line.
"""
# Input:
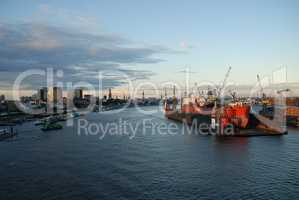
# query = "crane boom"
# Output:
<box><xmin>218</xmin><ymin>66</ymin><xmax>232</xmax><ymax>96</ymax></box>
<box><xmin>257</xmin><ymin>74</ymin><xmax>266</xmax><ymax>99</ymax></box>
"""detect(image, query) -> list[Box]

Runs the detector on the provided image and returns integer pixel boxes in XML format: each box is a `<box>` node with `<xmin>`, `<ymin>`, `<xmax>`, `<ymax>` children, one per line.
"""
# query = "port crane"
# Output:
<box><xmin>229</xmin><ymin>89</ymin><xmax>237</xmax><ymax>102</ymax></box>
<box><xmin>256</xmin><ymin>74</ymin><xmax>272</xmax><ymax>107</ymax></box>
<box><xmin>217</xmin><ymin>66</ymin><xmax>232</xmax><ymax>98</ymax></box>
<box><xmin>256</xmin><ymin>74</ymin><xmax>267</xmax><ymax>99</ymax></box>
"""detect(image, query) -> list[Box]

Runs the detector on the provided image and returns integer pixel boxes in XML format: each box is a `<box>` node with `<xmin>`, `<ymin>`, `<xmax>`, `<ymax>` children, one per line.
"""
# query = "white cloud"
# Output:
<box><xmin>0</xmin><ymin>23</ymin><xmax>169</xmax><ymax>90</ymax></box>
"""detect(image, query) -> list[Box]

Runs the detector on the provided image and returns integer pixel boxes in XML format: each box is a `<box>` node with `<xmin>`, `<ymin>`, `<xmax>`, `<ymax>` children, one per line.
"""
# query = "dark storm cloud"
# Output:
<box><xmin>0</xmin><ymin>22</ymin><xmax>168</xmax><ymax>89</ymax></box>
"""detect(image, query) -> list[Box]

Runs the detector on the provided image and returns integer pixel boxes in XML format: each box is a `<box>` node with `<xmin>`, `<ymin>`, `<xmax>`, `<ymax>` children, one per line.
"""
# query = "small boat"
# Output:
<box><xmin>72</xmin><ymin>112</ymin><xmax>81</xmax><ymax>118</ymax></box>
<box><xmin>41</xmin><ymin>123</ymin><xmax>63</xmax><ymax>131</ymax></box>
<box><xmin>71</xmin><ymin>109</ymin><xmax>87</xmax><ymax>117</ymax></box>
<box><xmin>35</xmin><ymin>114</ymin><xmax>68</xmax><ymax>126</ymax></box>
<box><xmin>34</xmin><ymin>120</ymin><xmax>46</xmax><ymax>126</ymax></box>
<box><xmin>0</xmin><ymin>127</ymin><xmax>17</xmax><ymax>141</ymax></box>
<box><xmin>55</xmin><ymin>114</ymin><xmax>67</xmax><ymax>121</ymax></box>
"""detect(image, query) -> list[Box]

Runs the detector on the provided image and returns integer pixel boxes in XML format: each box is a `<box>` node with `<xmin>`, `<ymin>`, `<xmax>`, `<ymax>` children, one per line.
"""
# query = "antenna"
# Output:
<box><xmin>177</xmin><ymin>67</ymin><xmax>199</xmax><ymax>97</ymax></box>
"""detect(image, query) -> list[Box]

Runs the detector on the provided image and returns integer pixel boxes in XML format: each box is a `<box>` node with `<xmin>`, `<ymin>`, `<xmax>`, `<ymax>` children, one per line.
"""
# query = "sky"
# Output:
<box><xmin>0</xmin><ymin>0</ymin><xmax>299</xmax><ymax>98</ymax></box>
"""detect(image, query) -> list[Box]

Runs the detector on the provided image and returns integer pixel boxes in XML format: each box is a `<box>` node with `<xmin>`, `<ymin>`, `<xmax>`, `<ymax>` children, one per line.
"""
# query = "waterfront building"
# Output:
<box><xmin>84</xmin><ymin>94</ymin><xmax>92</xmax><ymax>100</ymax></box>
<box><xmin>108</xmin><ymin>88</ymin><xmax>112</xmax><ymax>100</ymax></box>
<box><xmin>38</xmin><ymin>87</ymin><xmax>48</xmax><ymax>102</ymax></box>
<box><xmin>74</xmin><ymin>88</ymin><xmax>83</xmax><ymax>99</ymax></box>
<box><xmin>0</xmin><ymin>94</ymin><xmax>5</xmax><ymax>103</ymax></box>
<box><xmin>47</xmin><ymin>87</ymin><xmax>63</xmax><ymax>113</ymax></box>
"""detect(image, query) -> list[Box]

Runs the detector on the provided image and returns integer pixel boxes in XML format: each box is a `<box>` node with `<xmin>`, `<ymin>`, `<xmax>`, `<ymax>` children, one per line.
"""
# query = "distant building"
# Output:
<box><xmin>0</xmin><ymin>103</ymin><xmax>6</xmax><ymax>113</ymax></box>
<box><xmin>38</xmin><ymin>87</ymin><xmax>48</xmax><ymax>101</ymax></box>
<box><xmin>5</xmin><ymin>100</ymin><xmax>21</xmax><ymax>113</ymax></box>
<box><xmin>31</xmin><ymin>93</ymin><xmax>39</xmax><ymax>101</ymax></box>
<box><xmin>47</xmin><ymin>87</ymin><xmax>62</xmax><ymax>103</ymax></box>
<box><xmin>73</xmin><ymin>98</ymin><xmax>91</xmax><ymax>108</ymax></box>
<box><xmin>84</xmin><ymin>94</ymin><xmax>92</xmax><ymax>100</ymax></box>
<box><xmin>108</xmin><ymin>88</ymin><xmax>112</xmax><ymax>99</ymax></box>
<box><xmin>54</xmin><ymin>87</ymin><xmax>63</xmax><ymax>104</ymax></box>
<box><xmin>0</xmin><ymin>94</ymin><xmax>5</xmax><ymax>103</ymax></box>
<box><xmin>74</xmin><ymin>88</ymin><xmax>83</xmax><ymax>99</ymax></box>
<box><xmin>47</xmin><ymin>87</ymin><xmax>63</xmax><ymax>113</ymax></box>
<box><xmin>20</xmin><ymin>96</ymin><xmax>34</xmax><ymax>103</ymax></box>
<box><xmin>63</xmin><ymin>97</ymin><xmax>68</xmax><ymax>105</ymax></box>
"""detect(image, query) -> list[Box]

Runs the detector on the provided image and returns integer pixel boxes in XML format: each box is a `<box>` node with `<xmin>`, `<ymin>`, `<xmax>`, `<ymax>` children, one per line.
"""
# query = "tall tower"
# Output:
<box><xmin>47</xmin><ymin>87</ymin><xmax>63</xmax><ymax>113</ymax></box>
<box><xmin>173</xmin><ymin>85</ymin><xmax>176</xmax><ymax>96</ymax></box>
<box><xmin>0</xmin><ymin>94</ymin><xmax>5</xmax><ymax>102</ymax></box>
<box><xmin>164</xmin><ymin>88</ymin><xmax>167</xmax><ymax>98</ymax></box>
<box><xmin>142</xmin><ymin>90</ymin><xmax>145</xmax><ymax>101</ymax></box>
<box><xmin>39</xmin><ymin>87</ymin><xmax>48</xmax><ymax>102</ymax></box>
<box><xmin>108</xmin><ymin>88</ymin><xmax>112</xmax><ymax>99</ymax></box>
<box><xmin>74</xmin><ymin>88</ymin><xmax>83</xmax><ymax>99</ymax></box>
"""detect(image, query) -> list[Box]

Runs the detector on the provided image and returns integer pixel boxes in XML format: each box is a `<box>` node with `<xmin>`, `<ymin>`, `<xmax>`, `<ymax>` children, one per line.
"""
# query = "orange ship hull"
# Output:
<box><xmin>221</xmin><ymin>104</ymin><xmax>250</xmax><ymax>129</ymax></box>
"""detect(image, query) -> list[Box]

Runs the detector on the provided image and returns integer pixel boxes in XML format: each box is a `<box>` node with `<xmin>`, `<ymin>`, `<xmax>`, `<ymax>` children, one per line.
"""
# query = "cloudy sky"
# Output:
<box><xmin>0</xmin><ymin>0</ymin><xmax>299</xmax><ymax>98</ymax></box>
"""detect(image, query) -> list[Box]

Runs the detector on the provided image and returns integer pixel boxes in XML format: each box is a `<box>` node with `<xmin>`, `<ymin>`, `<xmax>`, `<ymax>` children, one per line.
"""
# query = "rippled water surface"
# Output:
<box><xmin>1</xmin><ymin>107</ymin><xmax>299</xmax><ymax>200</ymax></box>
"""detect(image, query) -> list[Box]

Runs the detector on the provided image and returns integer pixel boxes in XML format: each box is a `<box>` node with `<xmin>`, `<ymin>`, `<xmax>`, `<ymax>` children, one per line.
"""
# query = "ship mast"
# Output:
<box><xmin>173</xmin><ymin>85</ymin><xmax>176</xmax><ymax>96</ymax></box>
<box><xmin>177</xmin><ymin>68</ymin><xmax>198</xmax><ymax>98</ymax></box>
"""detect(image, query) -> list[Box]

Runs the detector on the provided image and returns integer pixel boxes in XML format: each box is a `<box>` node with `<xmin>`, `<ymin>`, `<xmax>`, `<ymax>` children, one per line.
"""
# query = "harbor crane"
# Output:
<box><xmin>217</xmin><ymin>66</ymin><xmax>232</xmax><ymax>97</ymax></box>
<box><xmin>256</xmin><ymin>74</ymin><xmax>266</xmax><ymax>99</ymax></box>
<box><xmin>229</xmin><ymin>89</ymin><xmax>237</xmax><ymax>101</ymax></box>
<box><xmin>256</xmin><ymin>74</ymin><xmax>273</xmax><ymax>107</ymax></box>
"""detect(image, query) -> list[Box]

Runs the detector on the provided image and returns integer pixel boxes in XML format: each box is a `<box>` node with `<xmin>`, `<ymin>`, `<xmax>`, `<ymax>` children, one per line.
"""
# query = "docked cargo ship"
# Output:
<box><xmin>164</xmin><ymin>68</ymin><xmax>288</xmax><ymax>136</ymax></box>
<box><xmin>165</xmin><ymin>97</ymin><xmax>287</xmax><ymax>136</ymax></box>
<box><xmin>165</xmin><ymin>96</ymin><xmax>213</xmax><ymax>126</ymax></box>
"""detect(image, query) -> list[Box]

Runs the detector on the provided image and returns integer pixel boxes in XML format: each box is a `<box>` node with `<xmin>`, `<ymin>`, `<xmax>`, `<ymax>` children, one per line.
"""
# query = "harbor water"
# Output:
<box><xmin>0</xmin><ymin>106</ymin><xmax>299</xmax><ymax>200</ymax></box>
